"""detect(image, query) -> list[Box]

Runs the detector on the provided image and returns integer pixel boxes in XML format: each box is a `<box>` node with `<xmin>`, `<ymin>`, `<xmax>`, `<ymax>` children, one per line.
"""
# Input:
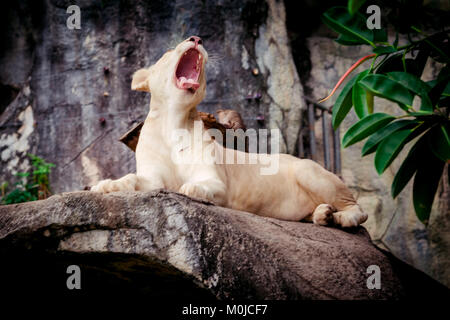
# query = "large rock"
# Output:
<box><xmin>0</xmin><ymin>190</ymin><xmax>447</xmax><ymax>299</ymax></box>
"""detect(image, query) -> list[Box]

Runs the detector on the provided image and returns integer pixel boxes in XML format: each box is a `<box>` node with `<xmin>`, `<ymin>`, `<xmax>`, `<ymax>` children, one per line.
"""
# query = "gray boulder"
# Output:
<box><xmin>1</xmin><ymin>190</ymin><xmax>447</xmax><ymax>299</ymax></box>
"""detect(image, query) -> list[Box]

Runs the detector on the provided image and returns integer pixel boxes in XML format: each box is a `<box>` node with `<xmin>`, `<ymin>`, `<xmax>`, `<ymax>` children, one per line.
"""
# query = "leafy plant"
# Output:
<box><xmin>321</xmin><ymin>0</ymin><xmax>449</xmax><ymax>224</ymax></box>
<box><xmin>1</xmin><ymin>154</ymin><xmax>56</xmax><ymax>205</ymax></box>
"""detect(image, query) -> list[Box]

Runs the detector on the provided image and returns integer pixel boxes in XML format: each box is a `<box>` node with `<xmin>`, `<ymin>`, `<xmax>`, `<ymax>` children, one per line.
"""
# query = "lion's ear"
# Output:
<box><xmin>131</xmin><ymin>68</ymin><xmax>151</xmax><ymax>92</ymax></box>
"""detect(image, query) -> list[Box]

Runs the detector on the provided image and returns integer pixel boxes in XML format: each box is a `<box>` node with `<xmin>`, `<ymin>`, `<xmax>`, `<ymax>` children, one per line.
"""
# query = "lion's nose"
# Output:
<box><xmin>188</xmin><ymin>36</ymin><xmax>203</xmax><ymax>46</ymax></box>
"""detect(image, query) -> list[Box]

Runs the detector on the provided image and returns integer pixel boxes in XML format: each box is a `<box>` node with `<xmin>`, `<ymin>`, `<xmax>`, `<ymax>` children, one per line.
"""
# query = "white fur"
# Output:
<box><xmin>91</xmin><ymin>37</ymin><xmax>368</xmax><ymax>228</ymax></box>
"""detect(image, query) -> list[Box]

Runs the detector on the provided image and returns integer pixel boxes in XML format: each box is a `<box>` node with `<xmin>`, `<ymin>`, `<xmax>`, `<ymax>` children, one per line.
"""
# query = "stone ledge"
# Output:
<box><xmin>0</xmin><ymin>190</ymin><xmax>447</xmax><ymax>299</ymax></box>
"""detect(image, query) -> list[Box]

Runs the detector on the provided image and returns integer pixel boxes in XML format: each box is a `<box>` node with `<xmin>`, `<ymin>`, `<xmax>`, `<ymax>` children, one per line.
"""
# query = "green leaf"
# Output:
<box><xmin>342</xmin><ymin>113</ymin><xmax>395</xmax><ymax>147</ymax></box>
<box><xmin>386</xmin><ymin>72</ymin><xmax>431</xmax><ymax>94</ymax></box>
<box><xmin>332</xmin><ymin>73</ymin><xmax>361</xmax><ymax>129</ymax></box>
<box><xmin>375</xmin><ymin>121</ymin><xmax>432</xmax><ymax>175</ymax></box>
<box><xmin>428</xmin><ymin>65</ymin><xmax>450</xmax><ymax>107</ymax></box>
<box><xmin>376</xmin><ymin>54</ymin><xmax>415</xmax><ymax>74</ymax></box>
<box><xmin>376</xmin><ymin>53</ymin><xmax>402</xmax><ymax>73</ymax></box>
<box><xmin>348</xmin><ymin>0</ymin><xmax>367</xmax><ymax>15</ymax></box>
<box><xmin>410</xmin><ymin>44</ymin><xmax>430</xmax><ymax>78</ymax></box>
<box><xmin>373</xmin><ymin>29</ymin><xmax>388</xmax><ymax>43</ymax></box>
<box><xmin>407</xmin><ymin>110</ymin><xmax>435</xmax><ymax>116</ymax></box>
<box><xmin>391</xmin><ymin>134</ymin><xmax>427</xmax><ymax>199</ymax></box>
<box><xmin>374</xmin><ymin>128</ymin><xmax>416</xmax><ymax>174</ymax></box>
<box><xmin>366</xmin><ymin>90</ymin><xmax>374</xmax><ymax>114</ymax></box>
<box><xmin>373</xmin><ymin>46</ymin><xmax>396</xmax><ymax>55</ymax></box>
<box><xmin>322</xmin><ymin>7</ymin><xmax>375</xmax><ymax>47</ymax></box>
<box><xmin>413</xmin><ymin>149</ymin><xmax>445</xmax><ymax>224</ymax></box>
<box><xmin>421</xmin><ymin>31</ymin><xmax>450</xmax><ymax>64</ymax></box>
<box><xmin>362</xmin><ymin>120</ymin><xmax>417</xmax><ymax>156</ymax></box>
<box><xmin>443</xmin><ymin>82</ymin><xmax>450</xmax><ymax>97</ymax></box>
<box><xmin>335</xmin><ymin>34</ymin><xmax>367</xmax><ymax>46</ymax></box>
<box><xmin>426</xmin><ymin>80</ymin><xmax>437</xmax><ymax>88</ymax></box>
<box><xmin>15</xmin><ymin>172</ymin><xmax>30</xmax><ymax>178</ymax></box>
<box><xmin>352</xmin><ymin>70</ymin><xmax>372</xmax><ymax>119</ymax></box>
<box><xmin>386</xmin><ymin>71</ymin><xmax>433</xmax><ymax>111</ymax></box>
<box><xmin>428</xmin><ymin>124</ymin><xmax>450</xmax><ymax>162</ymax></box>
<box><xmin>359</xmin><ymin>74</ymin><xmax>414</xmax><ymax>107</ymax></box>
<box><xmin>396</xmin><ymin>103</ymin><xmax>410</xmax><ymax>112</ymax></box>
<box><xmin>393</xmin><ymin>32</ymin><xmax>399</xmax><ymax>49</ymax></box>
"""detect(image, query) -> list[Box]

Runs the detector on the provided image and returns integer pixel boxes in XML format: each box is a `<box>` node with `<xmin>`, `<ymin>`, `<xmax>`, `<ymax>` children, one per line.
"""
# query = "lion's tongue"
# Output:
<box><xmin>178</xmin><ymin>76</ymin><xmax>200</xmax><ymax>90</ymax></box>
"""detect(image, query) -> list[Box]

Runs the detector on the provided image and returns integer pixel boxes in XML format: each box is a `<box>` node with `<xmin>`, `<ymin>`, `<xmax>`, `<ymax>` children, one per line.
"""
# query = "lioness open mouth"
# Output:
<box><xmin>175</xmin><ymin>48</ymin><xmax>202</xmax><ymax>93</ymax></box>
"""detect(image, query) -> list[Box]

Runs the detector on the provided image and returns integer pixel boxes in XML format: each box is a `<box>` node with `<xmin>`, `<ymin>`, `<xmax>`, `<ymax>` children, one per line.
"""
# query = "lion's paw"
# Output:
<box><xmin>91</xmin><ymin>179</ymin><xmax>115</xmax><ymax>193</ymax></box>
<box><xmin>333</xmin><ymin>209</ymin><xmax>367</xmax><ymax>228</ymax></box>
<box><xmin>312</xmin><ymin>204</ymin><xmax>335</xmax><ymax>226</ymax></box>
<box><xmin>91</xmin><ymin>174</ymin><xmax>137</xmax><ymax>193</ymax></box>
<box><xmin>179</xmin><ymin>182</ymin><xmax>215</xmax><ymax>202</ymax></box>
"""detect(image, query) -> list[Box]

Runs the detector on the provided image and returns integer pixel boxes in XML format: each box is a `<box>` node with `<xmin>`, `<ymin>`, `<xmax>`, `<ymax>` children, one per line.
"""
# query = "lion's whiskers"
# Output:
<box><xmin>205</xmin><ymin>51</ymin><xmax>224</xmax><ymax>73</ymax></box>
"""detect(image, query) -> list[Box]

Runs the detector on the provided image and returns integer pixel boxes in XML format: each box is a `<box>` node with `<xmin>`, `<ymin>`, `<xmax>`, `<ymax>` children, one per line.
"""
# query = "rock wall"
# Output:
<box><xmin>0</xmin><ymin>0</ymin><xmax>306</xmax><ymax>194</ymax></box>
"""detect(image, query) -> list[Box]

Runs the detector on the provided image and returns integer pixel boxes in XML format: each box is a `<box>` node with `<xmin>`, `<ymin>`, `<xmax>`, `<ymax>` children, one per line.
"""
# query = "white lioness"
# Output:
<box><xmin>91</xmin><ymin>36</ymin><xmax>367</xmax><ymax>227</ymax></box>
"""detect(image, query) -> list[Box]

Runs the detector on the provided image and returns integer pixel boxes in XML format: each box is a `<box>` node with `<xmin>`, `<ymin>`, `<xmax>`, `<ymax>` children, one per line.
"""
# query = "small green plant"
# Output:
<box><xmin>321</xmin><ymin>0</ymin><xmax>449</xmax><ymax>224</ymax></box>
<box><xmin>1</xmin><ymin>154</ymin><xmax>56</xmax><ymax>205</ymax></box>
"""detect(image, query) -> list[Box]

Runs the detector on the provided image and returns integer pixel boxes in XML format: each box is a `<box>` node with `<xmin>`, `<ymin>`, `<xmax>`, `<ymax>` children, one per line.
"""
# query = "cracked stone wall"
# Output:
<box><xmin>255</xmin><ymin>0</ymin><xmax>306</xmax><ymax>154</ymax></box>
<box><xmin>0</xmin><ymin>0</ymin><xmax>306</xmax><ymax>192</ymax></box>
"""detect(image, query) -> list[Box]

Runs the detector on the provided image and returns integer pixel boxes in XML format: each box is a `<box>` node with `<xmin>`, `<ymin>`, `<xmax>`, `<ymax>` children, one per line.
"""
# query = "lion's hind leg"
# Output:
<box><xmin>306</xmin><ymin>203</ymin><xmax>367</xmax><ymax>228</ymax></box>
<box><xmin>310</xmin><ymin>203</ymin><xmax>336</xmax><ymax>226</ymax></box>
<box><xmin>295</xmin><ymin>159</ymin><xmax>367</xmax><ymax>228</ymax></box>
<box><xmin>91</xmin><ymin>173</ymin><xmax>138</xmax><ymax>193</ymax></box>
<box><xmin>332</xmin><ymin>204</ymin><xmax>368</xmax><ymax>228</ymax></box>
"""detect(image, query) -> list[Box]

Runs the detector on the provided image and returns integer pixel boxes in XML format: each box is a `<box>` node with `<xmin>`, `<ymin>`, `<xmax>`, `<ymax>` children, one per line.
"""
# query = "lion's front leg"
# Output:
<box><xmin>91</xmin><ymin>173</ymin><xmax>138</xmax><ymax>193</ymax></box>
<box><xmin>179</xmin><ymin>178</ymin><xmax>226</xmax><ymax>206</ymax></box>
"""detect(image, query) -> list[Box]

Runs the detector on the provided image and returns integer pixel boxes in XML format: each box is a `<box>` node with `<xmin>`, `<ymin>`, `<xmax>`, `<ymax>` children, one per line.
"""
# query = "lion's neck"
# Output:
<box><xmin>146</xmin><ymin>97</ymin><xmax>201</xmax><ymax>140</ymax></box>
